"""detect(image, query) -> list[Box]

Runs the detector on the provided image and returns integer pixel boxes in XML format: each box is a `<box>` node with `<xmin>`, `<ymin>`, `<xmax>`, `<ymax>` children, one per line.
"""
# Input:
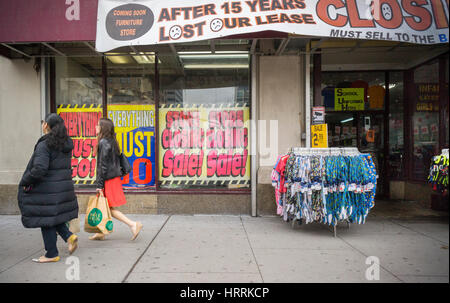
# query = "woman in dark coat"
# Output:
<box><xmin>18</xmin><ymin>113</ymin><xmax>79</xmax><ymax>263</ymax></box>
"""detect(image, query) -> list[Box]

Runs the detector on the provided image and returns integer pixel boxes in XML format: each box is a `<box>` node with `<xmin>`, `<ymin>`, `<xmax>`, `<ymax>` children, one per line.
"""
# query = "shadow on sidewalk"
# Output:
<box><xmin>369</xmin><ymin>199</ymin><xmax>449</xmax><ymax>222</ymax></box>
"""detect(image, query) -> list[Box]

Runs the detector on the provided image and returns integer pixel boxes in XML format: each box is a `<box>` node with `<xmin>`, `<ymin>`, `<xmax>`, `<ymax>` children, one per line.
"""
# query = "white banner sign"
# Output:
<box><xmin>96</xmin><ymin>0</ymin><xmax>450</xmax><ymax>52</ymax></box>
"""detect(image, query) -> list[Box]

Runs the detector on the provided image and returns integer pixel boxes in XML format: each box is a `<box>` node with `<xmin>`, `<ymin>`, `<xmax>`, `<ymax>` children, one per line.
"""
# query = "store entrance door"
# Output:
<box><xmin>358</xmin><ymin>113</ymin><xmax>385</xmax><ymax>196</ymax></box>
<box><xmin>326</xmin><ymin>112</ymin><xmax>386</xmax><ymax>197</ymax></box>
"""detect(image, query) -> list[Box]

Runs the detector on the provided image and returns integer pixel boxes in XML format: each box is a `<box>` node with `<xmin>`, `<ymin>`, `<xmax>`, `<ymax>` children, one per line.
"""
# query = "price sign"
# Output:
<box><xmin>311</xmin><ymin>124</ymin><xmax>328</xmax><ymax>148</ymax></box>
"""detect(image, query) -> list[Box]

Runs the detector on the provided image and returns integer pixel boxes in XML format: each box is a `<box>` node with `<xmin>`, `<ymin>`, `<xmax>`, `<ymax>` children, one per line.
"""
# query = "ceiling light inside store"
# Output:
<box><xmin>184</xmin><ymin>64</ymin><xmax>249</xmax><ymax>69</ymax></box>
<box><xmin>340</xmin><ymin>117</ymin><xmax>354</xmax><ymax>123</ymax></box>
<box><xmin>179</xmin><ymin>54</ymin><xmax>249</xmax><ymax>59</ymax></box>
<box><xmin>106</xmin><ymin>55</ymin><xmax>134</xmax><ymax>64</ymax></box>
<box><xmin>177</xmin><ymin>51</ymin><xmax>249</xmax><ymax>55</ymax></box>
<box><xmin>132</xmin><ymin>52</ymin><xmax>156</xmax><ymax>64</ymax></box>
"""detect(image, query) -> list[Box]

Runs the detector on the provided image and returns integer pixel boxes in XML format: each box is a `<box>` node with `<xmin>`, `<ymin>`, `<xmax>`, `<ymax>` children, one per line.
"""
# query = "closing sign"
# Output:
<box><xmin>96</xmin><ymin>0</ymin><xmax>449</xmax><ymax>52</ymax></box>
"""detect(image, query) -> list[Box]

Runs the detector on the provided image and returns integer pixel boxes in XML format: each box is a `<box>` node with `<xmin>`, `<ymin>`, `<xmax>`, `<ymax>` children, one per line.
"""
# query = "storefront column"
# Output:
<box><xmin>438</xmin><ymin>56</ymin><xmax>446</xmax><ymax>150</ymax></box>
<box><xmin>257</xmin><ymin>55</ymin><xmax>304</xmax><ymax>214</ymax></box>
<box><xmin>251</xmin><ymin>54</ymin><xmax>258</xmax><ymax>217</ymax></box>
<box><xmin>305</xmin><ymin>49</ymin><xmax>311</xmax><ymax>148</ymax></box>
<box><xmin>101</xmin><ymin>56</ymin><xmax>107</xmax><ymax>118</ymax></box>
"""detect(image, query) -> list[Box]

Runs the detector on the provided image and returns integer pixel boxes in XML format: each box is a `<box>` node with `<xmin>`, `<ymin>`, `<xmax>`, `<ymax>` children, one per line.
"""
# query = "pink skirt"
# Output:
<box><xmin>104</xmin><ymin>177</ymin><xmax>127</xmax><ymax>207</ymax></box>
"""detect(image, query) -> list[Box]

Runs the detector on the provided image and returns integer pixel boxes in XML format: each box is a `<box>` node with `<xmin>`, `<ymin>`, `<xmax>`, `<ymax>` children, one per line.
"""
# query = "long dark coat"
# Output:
<box><xmin>17</xmin><ymin>135</ymin><xmax>78</xmax><ymax>228</ymax></box>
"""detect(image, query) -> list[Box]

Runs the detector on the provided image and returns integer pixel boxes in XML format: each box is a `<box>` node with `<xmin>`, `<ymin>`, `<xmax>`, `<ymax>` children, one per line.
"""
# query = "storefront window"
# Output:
<box><xmin>388</xmin><ymin>72</ymin><xmax>405</xmax><ymax>179</ymax></box>
<box><xmin>326</xmin><ymin>113</ymin><xmax>357</xmax><ymax>148</ymax></box>
<box><xmin>55</xmin><ymin>56</ymin><xmax>103</xmax><ymax>186</ymax></box>
<box><xmin>444</xmin><ymin>57</ymin><xmax>449</xmax><ymax>148</ymax></box>
<box><xmin>321</xmin><ymin>72</ymin><xmax>385</xmax><ymax>112</ymax></box>
<box><xmin>55</xmin><ymin>57</ymin><xmax>103</xmax><ymax>106</ymax></box>
<box><xmin>322</xmin><ymin>71</ymin><xmax>386</xmax><ymax>196</ymax></box>
<box><xmin>412</xmin><ymin>59</ymin><xmax>440</xmax><ymax>180</ymax></box>
<box><xmin>158</xmin><ymin>50</ymin><xmax>251</xmax><ymax>189</ymax></box>
<box><xmin>106</xmin><ymin>53</ymin><xmax>156</xmax><ymax>188</ymax></box>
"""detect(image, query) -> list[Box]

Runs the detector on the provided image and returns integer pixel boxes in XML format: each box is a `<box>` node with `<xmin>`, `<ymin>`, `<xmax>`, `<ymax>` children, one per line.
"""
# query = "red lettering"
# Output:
<box><xmin>72</xmin><ymin>139</ymin><xmax>83</xmax><ymax>158</ymax></box>
<box><xmin>133</xmin><ymin>158</ymin><xmax>152</xmax><ymax>184</ymax></box>
<box><xmin>402</xmin><ymin>0</ymin><xmax>432</xmax><ymax>31</ymax></box>
<box><xmin>231</xmin><ymin>154</ymin><xmax>242</xmax><ymax>177</ymax></box>
<box><xmin>316</xmin><ymin>0</ymin><xmax>347</xmax><ymax>27</ymax></box>
<box><xmin>90</xmin><ymin>159</ymin><xmax>96</xmax><ymax>178</ymax></box>
<box><xmin>77</xmin><ymin>158</ymin><xmax>90</xmax><ymax>178</ymax></box>
<box><xmin>430</xmin><ymin>0</ymin><xmax>449</xmax><ymax>29</ymax></box>
<box><xmin>162</xmin><ymin>150</ymin><xmax>174</xmax><ymax>177</ymax></box>
<box><xmin>207</xmin><ymin>150</ymin><xmax>217</xmax><ymax>177</ymax></box>
<box><xmin>71</xmin><ymin>158</ymin><xmax>78</xmax><ymax>178</ymax></box>
<box><xmin>82</xmin><ymin>139</ymin><xmax>92</xmax><ymax>158</ymax></box>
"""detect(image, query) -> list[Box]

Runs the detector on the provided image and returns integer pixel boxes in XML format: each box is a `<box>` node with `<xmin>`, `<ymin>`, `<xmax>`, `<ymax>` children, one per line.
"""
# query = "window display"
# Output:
<box><xmin>106</xmin><ymin>53</ymin><xmax>156</xmax><ymax>188</ymax></box>
<box><xmin>321</xmin><ymin>72</ymin><xmax>385</xmax><ymax>111</ymax></box>
<box><xmin>158</xmin><ymin>51</ymin><xmax>251</xmax><ymax>189</ymax></box>
<box><xmin>412</xmin><ymin>59</ymin><xmax>440</xmax><ymax>180</ymax></box>
<box><xmin>55</xmin><ymin>57</ymin><xmax>103</xmax><ymax>186</ymax></box>
<box><xmin>388</xmin><ymin>72</ymin><xmax>405</xmax><ymax>179</ymax></box>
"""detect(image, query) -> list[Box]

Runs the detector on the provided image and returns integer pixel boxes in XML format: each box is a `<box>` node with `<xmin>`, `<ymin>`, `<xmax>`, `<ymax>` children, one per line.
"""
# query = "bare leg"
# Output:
<box><xmin>110</xmin><ymin>207</ymin><xmax>143</xmax><ymax>240</ymax></box>
<box><xmin>110</xmin><ymin>207</ymin><xmax>135</xmax><ymax>228</ymax></box>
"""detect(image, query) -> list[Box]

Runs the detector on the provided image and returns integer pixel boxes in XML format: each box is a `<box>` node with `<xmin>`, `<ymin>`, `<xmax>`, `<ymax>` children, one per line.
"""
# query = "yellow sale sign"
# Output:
<box><xmin>311</xmin><ymin>124</ymin><xmax>328</xmax><ymax>148</ymax></box>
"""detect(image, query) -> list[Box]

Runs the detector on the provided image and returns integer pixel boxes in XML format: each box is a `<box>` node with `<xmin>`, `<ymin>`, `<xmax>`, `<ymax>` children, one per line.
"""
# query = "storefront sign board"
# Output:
<box><xmin>335</xmin><ymin>88</ymin><xmax>365</xmax><ymax>111</ymax></box>
<box><xmin>95</xmin><ymin>0</ymin><xmax>450</xmax><ymax>52</ymax></box>
<box><xmin>312</xmin><ymin>106</ymin><xmax>325</xmax><ymax>125</ymax></box>
<box><xmin>311</xmin><ymin>123</ymin><xmax>328</xmax><ymax>148</ymax></box>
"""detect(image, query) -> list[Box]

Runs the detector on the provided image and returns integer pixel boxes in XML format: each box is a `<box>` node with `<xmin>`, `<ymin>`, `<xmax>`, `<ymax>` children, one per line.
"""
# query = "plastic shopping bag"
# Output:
<box><xmin>84</xmin><ymin>193</ymin><xmax>114</xmax><ymax>234</ymax></box>
<box><xmin>66</xmin><ymin>218</ymin><xmax>80</xmax><ymax>233</ymax></box>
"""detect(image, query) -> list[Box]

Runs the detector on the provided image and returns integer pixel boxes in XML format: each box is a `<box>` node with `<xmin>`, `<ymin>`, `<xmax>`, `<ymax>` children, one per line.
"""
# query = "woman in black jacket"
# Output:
<box><xmin>18</xmin><ymin>113</ymin><xmax>79</xmax><ymax>263</ymax></box>
<box><xmin>89</xmin><ymin>118</ymin><xmax>142</xmax><ymax>241</ymax></box>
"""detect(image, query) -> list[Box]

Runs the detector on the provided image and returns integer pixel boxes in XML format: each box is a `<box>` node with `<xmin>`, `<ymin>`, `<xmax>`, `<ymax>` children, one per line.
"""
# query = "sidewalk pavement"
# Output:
<box><xmin>0</xmin><ymin>213</ymin><xmax>448</xmax><ymax>283</ymax></box>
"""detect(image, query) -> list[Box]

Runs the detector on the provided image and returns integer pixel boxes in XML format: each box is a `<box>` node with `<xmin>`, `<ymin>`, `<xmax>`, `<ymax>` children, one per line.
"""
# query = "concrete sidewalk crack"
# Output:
<box><xmin>121</xmin><ymin>215</ymin><xmax>172</xmax><ymax>283</ymax></box>
<box><xmin>388</xmin><ymin>219</ymin><xmax>449</xmax><ymax>245</ymax></box>
<box><xmin>335</xmin><ymin>233</ymin><xmax>405</xmax><ymax>283</ymax></box>
<box><xmin>240</xmin><ymin>216</ymin><xmax>265</xmax><ymax>283</ymax></box>
<box><xmin>0</xmin><ymin>248</ymin><xmax>44</xmax><ymax>275</ymax></box>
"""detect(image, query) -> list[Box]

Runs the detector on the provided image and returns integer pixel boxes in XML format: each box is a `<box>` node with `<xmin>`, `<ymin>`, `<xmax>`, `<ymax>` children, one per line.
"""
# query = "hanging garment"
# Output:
<box><xmin>273</xmin><ymin>152</ymin><xmax>377</xmax><ymax>227</ymax></box>
<box><xmin>272</xmin><ymin>154</ymin><xmax>290</xmax><ymax>215</ymax></box>
<box><xmin>428</xmin><ymin>154</ymin><xmax>449</xmax><ymax>193</ymax></box>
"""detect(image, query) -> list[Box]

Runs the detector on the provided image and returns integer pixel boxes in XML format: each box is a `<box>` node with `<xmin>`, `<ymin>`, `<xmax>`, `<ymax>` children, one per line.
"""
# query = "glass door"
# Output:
<box><xmin>325</xmin><ymin>112</ymin><xmax>358</xmax><ymax>148</ymax></box>
<box><xmin>358</xmin><ymin>113</ymin><xmax>385</xmax><ymax>196</ymax></box>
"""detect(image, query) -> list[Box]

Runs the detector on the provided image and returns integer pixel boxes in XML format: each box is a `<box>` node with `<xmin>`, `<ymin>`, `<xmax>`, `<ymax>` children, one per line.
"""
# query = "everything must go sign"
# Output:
<box><xmin>96</xmin><ymin>0</ymin><xmax>450</xmax><ymax>52</ymax></box>
<box><xmin>57</xmin><ymin>104</ymin><xmax>156</xmax><ymax>187</ymax></box>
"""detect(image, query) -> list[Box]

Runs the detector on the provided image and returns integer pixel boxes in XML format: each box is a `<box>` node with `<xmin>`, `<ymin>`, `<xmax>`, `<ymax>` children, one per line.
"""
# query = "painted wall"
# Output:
<box><xmin>256</xmin><ymin>55</ymin><xmax>304</xmax><ymax>214</ymax></box>
<box><xmin>0</xmin><ymin>56</ymin><xmax>41</xmax><ymax>184</ymax></box>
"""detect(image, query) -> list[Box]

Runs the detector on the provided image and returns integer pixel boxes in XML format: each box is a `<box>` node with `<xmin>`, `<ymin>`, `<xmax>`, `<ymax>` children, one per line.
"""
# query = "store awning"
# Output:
<box><xmin>0</xmin><ymin>0</ymin><xmax>448</xmax><ymax>52</ymax></box>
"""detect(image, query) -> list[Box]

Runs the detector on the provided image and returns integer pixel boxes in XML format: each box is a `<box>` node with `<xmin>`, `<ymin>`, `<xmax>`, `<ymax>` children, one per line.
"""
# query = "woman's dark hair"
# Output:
<box><xmin>97</xmin><ymin>118</ymin><xmax>121</xmax><ymax>156</ymax></box>
<box><xmin>44</xmin><ymin>113</ymin><xmax>69</xmax><ymax>151</ymax></box>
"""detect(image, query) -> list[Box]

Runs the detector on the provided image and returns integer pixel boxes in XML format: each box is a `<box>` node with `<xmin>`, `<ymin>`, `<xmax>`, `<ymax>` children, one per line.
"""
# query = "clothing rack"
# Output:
<box><xmin>428</xmin><ymin>149</ymin><xmax>449</xmax><ymax>194</ymax></box>
<box><xmin>283</xmin><ymin>147</ymin><xmax>371</xmax><ymax>238</ymax></box>
<box><xmin>290</xmin><ymin>147</ymin><xmax>361</xmax><ymax>157</ymax></box>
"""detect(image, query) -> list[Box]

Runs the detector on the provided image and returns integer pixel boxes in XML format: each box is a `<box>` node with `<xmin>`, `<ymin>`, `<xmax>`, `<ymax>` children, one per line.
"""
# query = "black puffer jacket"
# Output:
<box><xmin>95</xmin><ymin>137</ymin><xmax>122</xmax><ymax>189</ymax></box>
<box><xmin>18</xmin><ymin>135</ymin><xmax>78</xmax><ymax>228</ymax></box>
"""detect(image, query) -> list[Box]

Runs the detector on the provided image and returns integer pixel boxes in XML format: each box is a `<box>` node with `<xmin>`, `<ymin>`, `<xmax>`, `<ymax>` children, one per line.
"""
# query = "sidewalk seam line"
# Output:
<box><xmin>388</xmin><ymin>219</ymin><xmax>449</xmax><ymax>245</ymax></box>
<box><xmin>240</xmin><ymin>216</ymin><xmax>265</xmax><ymax>283</ymax></box>
<box><xmin>335</xmin><ymin>233</ymin><xmax>405</xmax><ymax>283</ymax></box>
<box><xmin>121</xmin><ymin>215</ymin><xmax>172</xmax><ymax>283</ymax></box>
<box><xmin>0</xmin><ymin>248</ymin><xmax>44</xmax><ymax>275</ymax></box>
